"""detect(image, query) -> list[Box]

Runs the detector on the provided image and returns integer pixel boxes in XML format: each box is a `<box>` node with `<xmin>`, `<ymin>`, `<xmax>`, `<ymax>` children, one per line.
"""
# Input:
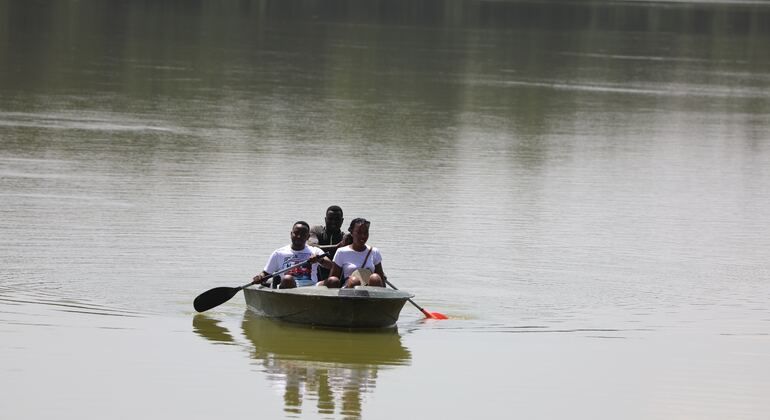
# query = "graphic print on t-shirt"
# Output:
<box><xmin>283</xmin><ymin>254</ymin><xmax>312</xmax><ymax>284</ymax></box>
<box><xmin>265</xmin><ymin>245</ymin><xmax>322</xmax><ymax>287</ymax></box>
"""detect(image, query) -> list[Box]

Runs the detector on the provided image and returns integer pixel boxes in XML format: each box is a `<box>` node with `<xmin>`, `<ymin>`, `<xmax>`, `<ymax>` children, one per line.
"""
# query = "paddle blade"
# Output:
<box><xmin>193</xmin><ymin>286</ymin><xmax>241</xmax><ymax>312</ymax></box>
<box><xmin>423</xmin><ymin>310</ymin><xmax>448</xmax><ymax>320</ymax></box>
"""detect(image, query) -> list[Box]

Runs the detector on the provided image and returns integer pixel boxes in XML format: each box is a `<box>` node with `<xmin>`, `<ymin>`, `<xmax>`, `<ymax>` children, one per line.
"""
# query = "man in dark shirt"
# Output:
<box><xmin>308</xmin><ymin>205</ymin><xmax>350</xmax><ymax>281</ymax></box>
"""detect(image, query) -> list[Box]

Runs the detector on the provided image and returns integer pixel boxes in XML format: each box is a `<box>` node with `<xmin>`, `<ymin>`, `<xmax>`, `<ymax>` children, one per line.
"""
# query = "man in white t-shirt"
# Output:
<box><xmin>252</xmin><ymin>221</ymin><xmax>331</xmax><ymax>288</ymax></box>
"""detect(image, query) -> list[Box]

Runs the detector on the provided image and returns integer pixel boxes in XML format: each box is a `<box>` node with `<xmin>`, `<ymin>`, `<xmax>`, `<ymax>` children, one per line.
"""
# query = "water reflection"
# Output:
<box><xmin>192</xmin><ymin>313</ymin><xmax>411</xmax><ymax>419</ymax></box>
<box><xmin>191</xmin><ymin>313</ymin><xmax>238</xmax><ymax>345</ymax></box>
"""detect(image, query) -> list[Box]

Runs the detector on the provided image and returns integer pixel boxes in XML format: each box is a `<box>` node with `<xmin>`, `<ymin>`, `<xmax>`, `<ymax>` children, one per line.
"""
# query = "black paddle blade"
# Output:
<box><xmin>193</xmin><ymin>286</ymin><xmax>241</xmax><ymax>312</ymax></box>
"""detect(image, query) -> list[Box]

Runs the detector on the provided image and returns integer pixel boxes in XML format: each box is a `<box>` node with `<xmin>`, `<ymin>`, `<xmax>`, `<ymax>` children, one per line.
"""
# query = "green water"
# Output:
<box><xmin>2</xmin><ymin>1</ymin><xmax>769</xmax><ymax>419</ymax></box>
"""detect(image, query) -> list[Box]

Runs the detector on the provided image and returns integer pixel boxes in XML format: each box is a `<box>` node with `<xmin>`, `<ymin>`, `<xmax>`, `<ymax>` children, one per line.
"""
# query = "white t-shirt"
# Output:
<box><xmin>332</xmin><ymin>245</ymin><xmax>382</xmax><ymax>279</ymax></box>
<box><xmin>263</xmin><ymin>245</ymin><xmax>325</xmax><ymax>287</ymax></box>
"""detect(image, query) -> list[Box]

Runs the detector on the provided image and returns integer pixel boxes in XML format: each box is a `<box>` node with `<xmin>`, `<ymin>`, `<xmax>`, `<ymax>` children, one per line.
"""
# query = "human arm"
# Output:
<box><xmin>329</xmin><ymin>262</ymin><xmax>342</xmax><ymax>280</ymax></box>
<box><xmin>252</xmin><ymin>250</ymin><xmax>280</xmax><ymax>285</ymax></box>
<box><xmin>307</xmin><ymin>225</ymin><xmax>327</xmax><ymax>247</ymax></box>
<box><xmin>340</xmin><ymin>232</ymin><xmax>352</xmax><ymax>247</ymax></box>
<box><xmin>370</xmin><ymin>248</ymin><xmax>385</xmax><ymax>280</ymax></box>
<box><xmin>307</xmin><ymin>229</ymin><xmax>320</xmax><ymax>247</ymax></box>
<box><xmin>374</xmin><ymin>263</ymin><xmax>387</xmax><ymax>281</ymax></box>
<box><xmin>307</xmin><ymin>250</ymin><xmax>332</xmax><ymax>270</ymax></box>
<box><xmin>313</xmin><ymin>232</ymin><xmax>351</xmax><ymax>250</ymax></box>
<box><xmin>252</xmin><ymin>270</ymin><xmax>271</xmax><ymax>285</ymax></box>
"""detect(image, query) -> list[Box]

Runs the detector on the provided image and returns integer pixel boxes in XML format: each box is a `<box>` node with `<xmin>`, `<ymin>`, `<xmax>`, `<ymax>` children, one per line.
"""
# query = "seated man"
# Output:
<box><xmin>252</xmin><ymin>221</ymin><xmax>332</xmax><ymax>288</ymax></box>
<box><xmin>307</xmin><ymin>205</ymin><xmax>351</xmax><ymax>282</ymax></box>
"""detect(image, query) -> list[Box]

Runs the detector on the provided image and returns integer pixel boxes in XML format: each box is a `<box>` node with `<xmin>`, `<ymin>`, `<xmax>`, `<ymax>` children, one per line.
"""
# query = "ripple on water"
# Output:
<box><xmin>0</xmin><ymin>111</ymin><xmax>184</xmax><ymax>134</ymax></box>
<box><xmin>0</xmin><ymin>285</ymin><xmax>144</xmax><ymax>330</ymax></box>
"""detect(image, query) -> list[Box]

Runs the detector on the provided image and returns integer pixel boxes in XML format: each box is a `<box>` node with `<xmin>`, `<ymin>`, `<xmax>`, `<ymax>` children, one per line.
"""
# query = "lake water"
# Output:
<box><xmin>1</xmin><ymin>0</ymin><xmax>769</xmax><ymax>419</ymax></box>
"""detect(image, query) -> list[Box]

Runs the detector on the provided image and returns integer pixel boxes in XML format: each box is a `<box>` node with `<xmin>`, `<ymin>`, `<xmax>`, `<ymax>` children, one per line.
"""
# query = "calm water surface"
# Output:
<box><xmin>2</xmin><ymin>1</ymin><xmax>769</xmax><ymax>419</ymax></box>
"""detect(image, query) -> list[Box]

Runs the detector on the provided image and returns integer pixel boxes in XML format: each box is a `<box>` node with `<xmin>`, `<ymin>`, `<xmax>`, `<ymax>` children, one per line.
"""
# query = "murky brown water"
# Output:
<box><xmin>2</xmin><ymin>1</ymin><xmax>769</xmax><ymax>419</ymax></box>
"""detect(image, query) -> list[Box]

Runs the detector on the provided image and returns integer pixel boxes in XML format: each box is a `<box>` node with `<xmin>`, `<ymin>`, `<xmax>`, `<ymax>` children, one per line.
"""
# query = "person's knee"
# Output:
<box><xmin>345</xmin><ymin>276</ymin><xmax>362</xmax><ymax>288</ymax></box>
<box><xmin>279</xmin><ymin>275</ymin><xmax>297</xmax><ymax>289</ymax></box>
<box><xmin>324</xmin><ymin>276</ymin><xmax>342</xmax><ymax>288</ymax></box>
<box><xmin>368</xmin><ymin>273</ymin><xmax>384</xmax><ymax>287</ymax></box>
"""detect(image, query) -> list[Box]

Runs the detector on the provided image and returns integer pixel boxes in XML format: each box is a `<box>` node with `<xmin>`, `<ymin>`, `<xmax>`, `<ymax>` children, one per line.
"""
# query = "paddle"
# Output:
<box><xmin>384</xmin><ymin>279</ymin><xmax>448</xmax><ymax>320</ymax></box>
<box><xmin>193</xmin><ymin>254</ymin><xmax>325</xmax><ymax>313</ymax></box>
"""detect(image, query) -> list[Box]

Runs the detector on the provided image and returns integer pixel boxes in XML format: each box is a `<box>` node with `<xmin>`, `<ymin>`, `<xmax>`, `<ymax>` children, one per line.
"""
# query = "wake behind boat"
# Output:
<box><xmin>243</xmin><ymin>285</ymin><xmax>413</xmax><ymax>329</ymax></box>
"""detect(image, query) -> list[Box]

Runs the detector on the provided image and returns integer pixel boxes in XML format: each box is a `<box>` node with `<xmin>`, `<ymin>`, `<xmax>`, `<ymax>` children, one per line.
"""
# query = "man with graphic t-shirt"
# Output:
<box><xmin>252</xmin><ymin>221</ymin><xmax>332</xmax><ymax>288</ymax></box>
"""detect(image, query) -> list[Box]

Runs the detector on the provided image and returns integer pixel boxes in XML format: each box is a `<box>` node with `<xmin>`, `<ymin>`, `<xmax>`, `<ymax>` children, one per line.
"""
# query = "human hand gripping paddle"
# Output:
<box><xmin>384</xmin><ymin>279</ymin><xmax>448</xmax><ymax>320</ymax></box>
<box><xmin>193</xmin><ymin>254</ymin><xmax>326</xmax><ymax>313</ymax></box>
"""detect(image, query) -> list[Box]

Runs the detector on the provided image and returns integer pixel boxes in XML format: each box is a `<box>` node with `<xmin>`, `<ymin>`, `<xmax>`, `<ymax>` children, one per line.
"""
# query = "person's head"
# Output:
<box><xmin>290</xmin><ymin>221</ymin><xmax>310</xmax><ymax>249</ymax></box>
<box><xmin>324</xmin><ymin>205</ymin><xmax>344</xmax><ymax>233</ymax></box>
<box><xmin>347</xmin><ymin>218</ymin><xmax>370</xmax><ymax>247</ymax></box>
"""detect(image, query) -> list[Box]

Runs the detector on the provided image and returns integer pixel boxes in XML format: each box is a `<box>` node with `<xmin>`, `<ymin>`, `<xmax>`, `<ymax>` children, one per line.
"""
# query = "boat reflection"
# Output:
<box><xmin>192</xmin><ymin>312</ymin><xmax>411</xmax><ymax>419</ymax></box>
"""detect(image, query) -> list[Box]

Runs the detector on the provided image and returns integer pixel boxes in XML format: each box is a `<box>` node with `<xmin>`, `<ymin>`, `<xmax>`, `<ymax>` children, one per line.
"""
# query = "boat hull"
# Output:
<box><xmin>243</xmin><ymin>286</ymin><xmax>413</xmax><ymax>329</ymax></box>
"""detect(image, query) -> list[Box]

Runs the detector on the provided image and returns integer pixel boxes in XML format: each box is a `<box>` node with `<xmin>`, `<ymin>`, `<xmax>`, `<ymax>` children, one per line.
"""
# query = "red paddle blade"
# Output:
<box><xmin>422</xmin><ymin>310</ymin><xmax>448</xmax><ymax>320</ymax></box>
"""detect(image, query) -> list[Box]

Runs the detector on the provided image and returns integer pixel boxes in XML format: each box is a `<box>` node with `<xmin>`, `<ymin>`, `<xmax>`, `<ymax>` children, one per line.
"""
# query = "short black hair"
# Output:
<box><xmin>347</xmin><ymin>218</ymin><xmax>370</xmax><ymax>232</ymax></box>
<box><xmin>326</xmin><ymin>205</ymin><xmax>343</xmax><ymax>216</ymax></box>
<box><xmin>294</xmin><ymin>221</ymin><xmax>310</xmax><ymax>230</ymax></box>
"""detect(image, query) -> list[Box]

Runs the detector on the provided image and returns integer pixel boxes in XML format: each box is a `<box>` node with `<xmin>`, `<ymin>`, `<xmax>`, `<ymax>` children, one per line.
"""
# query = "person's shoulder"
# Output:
<box><xmin>335</xmin><ymin>245</ymin><xmax>353</xmax><ymax>255</ymax></box>
<box><xmin>371</xmin><ymin>246</ymin><xmax>382</xmax><ymax>261</ymax></box>
<box><xmin>307</xmin><ymin>225</ymin><xmax>324</xmax><ymax>245</ymax></box>
<box><xmin>274</xmin><ymin>244</ymin><xmax>293</xmax><ymax>254</ymax></box>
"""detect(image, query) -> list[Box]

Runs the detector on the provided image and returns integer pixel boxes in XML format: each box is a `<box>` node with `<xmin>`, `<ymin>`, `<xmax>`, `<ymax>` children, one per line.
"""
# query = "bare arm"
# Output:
<box><xmin>307</xmin><ymin>225</ymin><xmax>322</xmax><ymax>247</ymax></box>
<box><xmin>374</xmin><ymin>263</ymin><xmax>386</xmax><ymax>281</ymax></box>
<box><xmin>330</xmin><ymin>263</ymin><xmax>342</xmax><ymax>279</ymax></box>
<box><xmin>308</xmin><ymin>253</ymin><xmax>332</xmax><ymax>270</ymax></box>
<box><xmin>252</xmin><ymin>270</ymin><xmax>270</xmax><ymax>285</ymax></box>
<box><xmin>315</xmin><ymin>233</ymin><xmax>351</xmax><ymax>250</ymax></box>
<box><xmin>321</xmin><ymin>256</ymin><xmax>333</xmax><ymax>269</ymax></box>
